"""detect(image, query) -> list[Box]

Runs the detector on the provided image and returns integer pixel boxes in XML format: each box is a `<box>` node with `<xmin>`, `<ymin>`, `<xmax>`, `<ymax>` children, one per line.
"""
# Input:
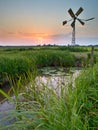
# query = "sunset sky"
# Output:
<box><xmin>0</xmin><ymin>0</ymin><xmax>98</xmax><ymax>46</ymax></box>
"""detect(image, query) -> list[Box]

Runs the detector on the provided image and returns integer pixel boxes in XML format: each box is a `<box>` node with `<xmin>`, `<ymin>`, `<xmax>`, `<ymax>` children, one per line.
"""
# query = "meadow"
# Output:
<box><xmin>0</xmin><ymin>45</ymin><xmax>98</xmax><ymax>130</ymax></box>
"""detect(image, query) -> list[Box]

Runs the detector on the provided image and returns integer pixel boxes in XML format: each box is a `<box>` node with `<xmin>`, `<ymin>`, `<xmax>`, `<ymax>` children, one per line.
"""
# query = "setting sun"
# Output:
<box><xmin>35</xmin><ymin>33</ymin><xmax>48</xmax><ymax>44</ymax></box>
<box><xmin>37</xmin><ymin>36</ymin><xmax>44</xmax><ymax>44</ymax></box>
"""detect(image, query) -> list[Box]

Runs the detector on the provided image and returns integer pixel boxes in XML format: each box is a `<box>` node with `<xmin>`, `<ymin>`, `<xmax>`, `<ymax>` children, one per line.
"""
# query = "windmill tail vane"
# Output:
<box><xmin>62</xmin><ymin>7</ymin><xmax>95</xmax><ymax>45</ymax></box>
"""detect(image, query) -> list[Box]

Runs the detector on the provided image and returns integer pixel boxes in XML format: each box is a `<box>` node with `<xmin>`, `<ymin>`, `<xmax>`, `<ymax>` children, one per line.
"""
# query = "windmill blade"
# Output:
<box><xmin>62</xmin><ymin>19</ymin><xmax>72</xmax><ymax>25</ymax></box>
<box><xmin>62</xmin><ymin>20</ymin><xmax>67</xmax><ymax>25</ymax></box>
<box><xmin>71</xmin><ymin>21</ymin><xmax>75</xmax><ymax>28</ymax></box>
<box><xmin>77</xmin><ymin>18</ymin><xmax>85</xmax><ymax>25</ymax></box>
<box><xmin>68</xmin><ymin>8</ymin><xmax>75</xmax><ymax>18</ymax></box>
<box><xmin>75</xmin><ymin>7</ymin><xmax>83</xmax><ymax>16</ymax></box>
<box><xmin>84</xmin><ymin>17</ymin><xmax>95</xmax><ymax>21</ymax></box>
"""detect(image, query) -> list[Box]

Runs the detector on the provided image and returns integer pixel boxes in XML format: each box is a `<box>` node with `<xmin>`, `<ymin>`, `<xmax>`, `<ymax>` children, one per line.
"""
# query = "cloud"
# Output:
<box><xmin>77</xmin><ymin>37</ymin><xmax>98</xmax><ymax>45</ymax></box>
<box><xmin>0</xmin><ymin>30</ymin><xmax>16</xmax><ymax>35</ymax></box>
<box><xmin>7</xmin><ymin>32</ymin><xmax>16</xmax><ymax>35</ymax></box>
<box><xmin>18</xmin><ymin>32</ymin><xmax>48</xmax><ymax>38</ymax></box>
<box><xmin>44</xmin><ymin>33</ymin><xmax>71</xmax><ymax>42</ymax></box>
<box><xmin>36</xmin><ymin>33</ymin><xmax>72</xmax><ymax>45</ymax></box>
<box><xmin>0</xmin><ymin>29</ymin><xmax>97</xmax><ymax>46</ymax></box>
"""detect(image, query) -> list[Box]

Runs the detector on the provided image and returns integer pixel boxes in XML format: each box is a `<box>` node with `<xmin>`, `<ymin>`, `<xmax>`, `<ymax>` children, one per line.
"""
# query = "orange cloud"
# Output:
<box><xmin>0</xmin><ymin>30</ymin><xmax>17</xmax><ymax>41</ymax></box>
<box><xmin>0</xmin><ymin>30</ymin><xmax>72</xmax><ymax>45</ymax></box>
<box><xmin>18</xmin><ymin>32</ymin><xmax>48</xmax><ymax>38</ymax></box>
<box><xmin>16</xmin><ymin>31</ymin><xmax>49</xmax><ymax>44</ymax></box>
<box><xmin>0</xmin><ymin>30</ymin><xmax>49</xmax><ymax>43</ymax></box>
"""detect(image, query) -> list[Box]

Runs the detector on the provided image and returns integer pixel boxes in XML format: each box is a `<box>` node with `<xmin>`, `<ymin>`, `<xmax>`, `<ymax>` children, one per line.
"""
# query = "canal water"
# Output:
<box><xmin>0</xmin><ymin>67</ymin><xmax>81</xmax><ymax>127</ymax></box>
<box><xmin>36</xmin><ymin>67</ymin><xmax>81</xmax><ymax>96</ymax></box>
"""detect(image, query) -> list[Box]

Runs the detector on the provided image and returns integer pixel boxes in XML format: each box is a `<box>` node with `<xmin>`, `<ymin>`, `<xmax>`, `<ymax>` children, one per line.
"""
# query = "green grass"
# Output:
<box><xmin>0</xmin><ymin>65</ymin><xmax>98</xmax><ymax>130</ymax></box>
<box><xmin>0</xmin><ymin>45</ymin><xmax>94</xmax><ymax>77</ymax></box>
<box><xmin>0</xmin><ymin>48</ymin><xmax>77</xmax><ymax>82</ymax></box>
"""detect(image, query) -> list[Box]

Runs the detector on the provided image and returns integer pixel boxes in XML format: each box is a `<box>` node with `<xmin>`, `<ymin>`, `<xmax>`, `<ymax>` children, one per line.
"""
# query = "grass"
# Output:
<box><xmin>0</xmin><ymin>45</ymin><xmax>95</xmax><ymax>77</ymax></box>
<box><xmin>0</xmin><ymin>47</ymin><xmax>78</xmax><ymax>83</ymax></box>
<box><xmin>0</xmin><ymin>65</ymin><xmax>98</xmax><ymax>130</ymax></box>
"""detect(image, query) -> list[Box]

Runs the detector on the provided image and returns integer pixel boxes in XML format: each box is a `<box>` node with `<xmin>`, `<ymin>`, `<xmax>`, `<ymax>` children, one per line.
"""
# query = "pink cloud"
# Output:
<box><xmin>18</xmin><ymin>31</ymin><xmax>48</xmax><ymax>38</ymax></box>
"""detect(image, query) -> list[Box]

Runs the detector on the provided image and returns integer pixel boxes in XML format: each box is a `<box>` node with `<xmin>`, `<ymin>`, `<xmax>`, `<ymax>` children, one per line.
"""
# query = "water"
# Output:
<box><xmin>36</xmin><ymin>68</ymin><xmax>80</xmax><ymax>96</ymax></box>
<box><xmin>0</xmin><ymin>67</ymin><xmax>81</xmax><ymax>127</ymax></box>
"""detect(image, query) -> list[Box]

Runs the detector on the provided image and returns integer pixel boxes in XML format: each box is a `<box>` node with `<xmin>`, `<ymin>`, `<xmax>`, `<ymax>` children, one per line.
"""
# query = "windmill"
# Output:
<box><xmin>63</xmin><ymin>7</ymin><xmax>95</xmax><ymax>45</ymax></box>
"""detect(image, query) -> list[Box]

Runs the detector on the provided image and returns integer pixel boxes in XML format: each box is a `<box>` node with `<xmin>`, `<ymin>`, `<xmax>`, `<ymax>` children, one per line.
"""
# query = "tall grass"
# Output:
<box><xmin>0</xmin><ymin>65</ymin><xmax>98</xmax><ymax>130</ymax></box>
<box><xmin>35</xmin><ymin>50</ymin><xmax>75</xmax><ymax>67</ymax></box>
<box><xmin>0</xmin><ymin>49</ymin><xmax>76</xmax><ymax>83</ymax></box>
<box><xmin>1</xmin><ymin>46</ymin><xmax>95</xmax><ymax>81</ymax></box>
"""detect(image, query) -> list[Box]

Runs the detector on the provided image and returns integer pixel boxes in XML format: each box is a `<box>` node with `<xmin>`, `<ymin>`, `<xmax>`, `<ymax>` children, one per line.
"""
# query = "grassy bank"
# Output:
<box><xmin>0</xmin><ymin>65</ymin><xmax>98</xmax><ymax>129</ymax></box>
<box><xmin>0</xmin><ymin>47</ymin><xmax>79</xmax><ymax>85</ymax></box>
<box><xmin>0</xmin><ymin>46</ymin><xmax>94</xmax><ymax>78</ymax></box>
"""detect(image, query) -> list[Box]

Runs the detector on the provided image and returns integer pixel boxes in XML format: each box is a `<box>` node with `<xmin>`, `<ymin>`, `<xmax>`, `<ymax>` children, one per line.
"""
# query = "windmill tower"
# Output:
<box><xmin>63</xmin><ymin>7</ymin><xmax>95</xmax><ymax>45</ymax></box>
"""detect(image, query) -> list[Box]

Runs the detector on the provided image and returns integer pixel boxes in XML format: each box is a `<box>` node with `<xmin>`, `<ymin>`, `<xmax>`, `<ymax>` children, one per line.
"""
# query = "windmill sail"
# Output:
<box><xmin>77</xmin><ymin>18</ymin><xmax>85</xmax><ymax>25</ymax></box>
<box><xmin>68</xmin><ymin>8</ymin><xmax>75</xmax><ymax>18</ymax></box>
<box><xmin>85</xmin><ymin>17</ymin><xmax>95</xmax><ymax>21</ymax></box>
<box><xmin>63</xmin><ymin>20</ymin><xmax>67</xmax><ymax>25</ymax></box>
<box><xmin>75</xmin><ymin>7</ymin><xmax>83</xmax><ymax>16</ymax></box>
<box><xmin>71</xmin><ymin>21</ymin><xmax>75</xmax><ymax>28</ymax></box>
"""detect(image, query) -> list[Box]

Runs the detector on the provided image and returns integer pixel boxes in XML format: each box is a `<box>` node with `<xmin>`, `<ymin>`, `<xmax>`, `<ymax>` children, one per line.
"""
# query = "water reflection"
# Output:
<box><xmin>36</xmin><ymin>68</ymin><xmax>80</xmax><ymax>96</ymax></box>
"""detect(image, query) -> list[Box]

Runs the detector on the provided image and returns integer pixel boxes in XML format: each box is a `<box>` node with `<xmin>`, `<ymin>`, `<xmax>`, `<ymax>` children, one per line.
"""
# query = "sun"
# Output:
<box><xmin>35</xmin><ymin>33</ymin><xmax>48</xmax><ymax>44</ymax></box>
<box><xmin>37</xmin><ymin>36</ymin><xmax>45</xmax><ymax>44</ymax></box>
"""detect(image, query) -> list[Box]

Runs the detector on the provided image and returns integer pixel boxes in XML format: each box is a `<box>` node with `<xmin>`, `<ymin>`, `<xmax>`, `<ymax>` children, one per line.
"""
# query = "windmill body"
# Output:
<box><xmin>63</xmin><ymin>7</ymin><xmax>95</xmax><ymax>45</ymax></box>
<box><xmin>72</xmin><ymin>17</ymin><xmax>76</xmax><ymax>44</ymax></box>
